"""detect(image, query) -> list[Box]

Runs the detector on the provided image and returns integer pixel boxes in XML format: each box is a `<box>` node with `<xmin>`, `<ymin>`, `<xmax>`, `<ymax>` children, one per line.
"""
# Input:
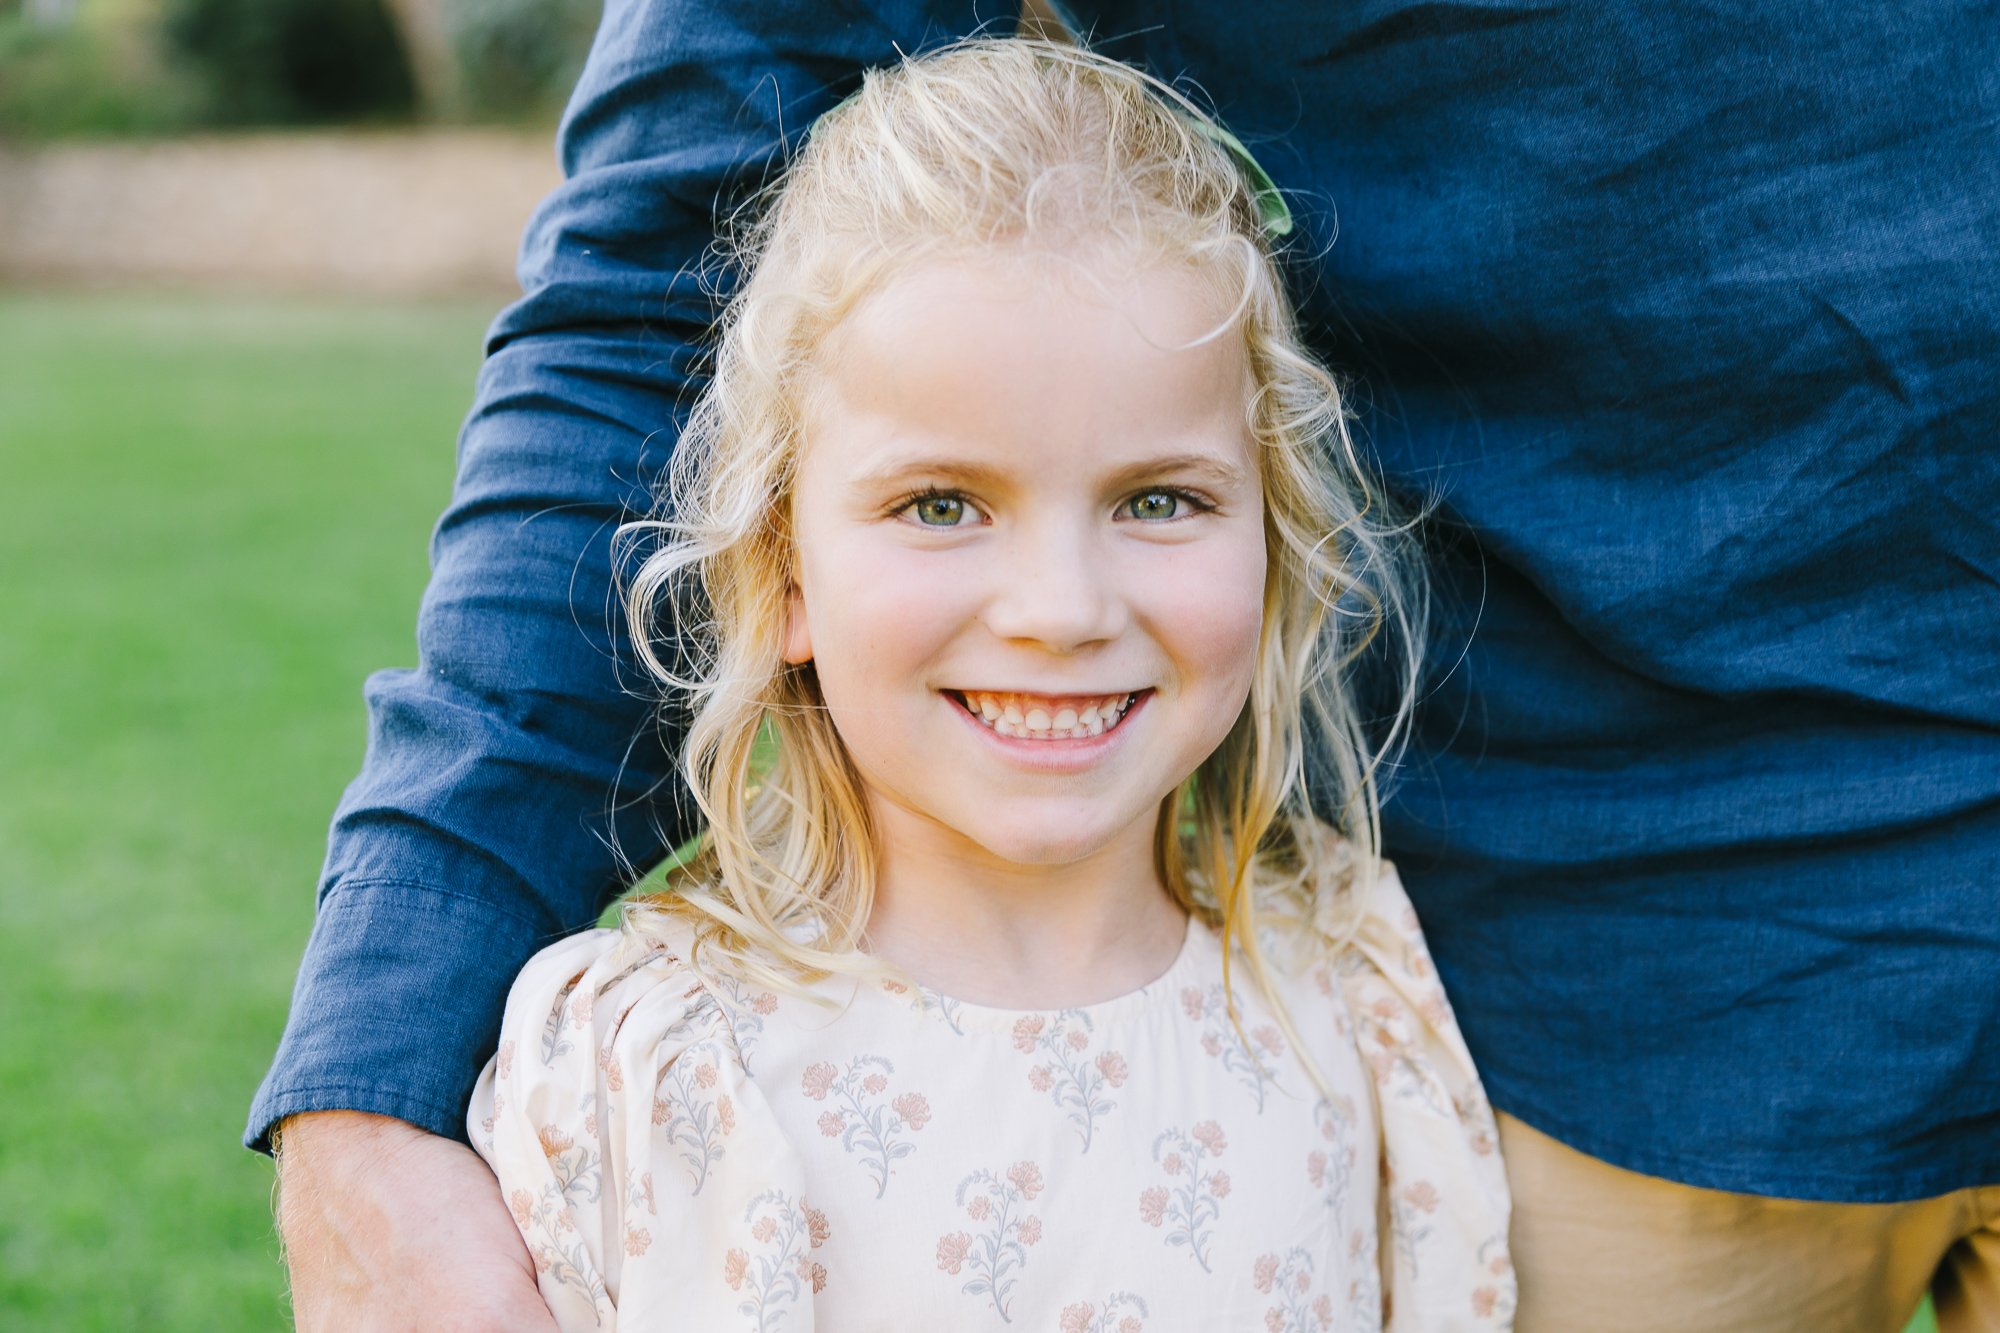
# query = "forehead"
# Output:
<box><xmin>799</xmin><ymin>252</ymin><xmax>1255</xmax><ymax>488</ymax></box>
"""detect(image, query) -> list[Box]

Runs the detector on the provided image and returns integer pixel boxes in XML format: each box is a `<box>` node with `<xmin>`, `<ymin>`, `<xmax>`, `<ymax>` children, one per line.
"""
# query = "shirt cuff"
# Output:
<box><xmin>244</xmin><ymin>878</ymin><xmax>559</xmax><ymax>1153</ymax></box>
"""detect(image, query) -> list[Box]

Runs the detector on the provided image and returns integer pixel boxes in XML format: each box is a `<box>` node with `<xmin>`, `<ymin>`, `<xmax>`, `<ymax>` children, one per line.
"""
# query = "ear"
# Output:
<box><xmin>780</xmin><ymin>580</ymin><xmax>813</xmax><ymax>665</ymax></box>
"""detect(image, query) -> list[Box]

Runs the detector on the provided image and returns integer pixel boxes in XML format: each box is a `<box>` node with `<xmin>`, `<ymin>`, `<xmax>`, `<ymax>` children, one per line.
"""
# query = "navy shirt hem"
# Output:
<box><xmin>1493</xmin><ymin>1085</ymin><xmax>2000</xmax><ymax>1204</ymax></box>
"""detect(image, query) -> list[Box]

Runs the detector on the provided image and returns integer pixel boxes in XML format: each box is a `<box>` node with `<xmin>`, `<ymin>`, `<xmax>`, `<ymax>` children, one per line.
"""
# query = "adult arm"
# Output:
<box><xmin>254</xmin><ymin>0</ymin><xmax>993</xmax><ymax>1323</ymax></box>
<box><xmin>277</xmin><ymin>1112</ymin><xmax>558</xmax><ymax>1332</ymax></box>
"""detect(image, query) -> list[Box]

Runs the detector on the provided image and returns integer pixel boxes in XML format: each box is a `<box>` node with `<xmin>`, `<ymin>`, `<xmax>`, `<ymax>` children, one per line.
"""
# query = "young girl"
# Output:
<box><xmin>470</xmin><ymin>38</ymin><xmax>1513</xmax><ymax>1332</ymax></box>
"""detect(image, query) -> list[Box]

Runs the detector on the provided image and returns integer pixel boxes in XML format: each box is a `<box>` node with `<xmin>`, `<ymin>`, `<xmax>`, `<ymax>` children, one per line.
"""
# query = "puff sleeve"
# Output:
<box><xmin>469</xmin><ymin>927</ymin><xmax>818</xmax><ymax>1331</ymax></box>
<box><xmin>1330</xmin><ymin>863</ymin><xmax>1518</xmax><ymax>1330</ymax></box>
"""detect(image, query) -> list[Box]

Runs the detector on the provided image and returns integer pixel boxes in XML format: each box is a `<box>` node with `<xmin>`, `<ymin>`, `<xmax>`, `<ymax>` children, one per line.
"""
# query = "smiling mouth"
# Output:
<box><xmin>947</xmin><ymin>689</ymin><xmax>1144</xmax><ymax>741</ymax></box>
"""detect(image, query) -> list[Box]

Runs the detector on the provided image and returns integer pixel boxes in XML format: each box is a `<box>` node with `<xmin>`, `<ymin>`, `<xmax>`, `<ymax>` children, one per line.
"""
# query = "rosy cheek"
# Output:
<box><xmin>798</xmin><ymin>541</ymin><xmax>964</xmax><ymax>687</ymax></box>
<box><xmin>1151</xmin><ymin>542</ymin><xmax>1267</xmax><ymax>690</ymax></box>
<box><xmin>1208</xmin><ymin>602</ymin><xmax>1268</xmax><ymax>700</ymax></box>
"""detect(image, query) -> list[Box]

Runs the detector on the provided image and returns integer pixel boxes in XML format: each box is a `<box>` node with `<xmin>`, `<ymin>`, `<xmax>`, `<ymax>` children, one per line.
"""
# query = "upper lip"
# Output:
<box><xmin>948</xmin><ymin>687</ymin><xmax>1143</xmax><ymax>698</ymax></box>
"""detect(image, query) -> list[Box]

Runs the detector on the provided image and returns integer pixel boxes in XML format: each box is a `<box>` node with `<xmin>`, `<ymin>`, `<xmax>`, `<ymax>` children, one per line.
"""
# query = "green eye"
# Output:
<box><xmin>912</xmin><ymin>494</ymin><xmax>966</xmax><ymax>526</ymax></box>
<box><xmin>1125</xmin><ymin>491</ymin><xmax>1182</xmax><ymax>521</ymax></box>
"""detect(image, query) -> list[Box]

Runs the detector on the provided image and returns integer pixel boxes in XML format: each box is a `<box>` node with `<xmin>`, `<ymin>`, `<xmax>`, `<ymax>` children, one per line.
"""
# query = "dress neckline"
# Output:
<box><xmin>887</xmin><ymin>912</ymin><xmax>1212</xmax><ymax>1034</ymax></box>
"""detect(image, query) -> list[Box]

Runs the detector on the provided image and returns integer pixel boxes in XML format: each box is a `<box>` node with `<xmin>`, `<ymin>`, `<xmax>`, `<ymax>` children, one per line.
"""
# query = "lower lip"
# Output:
<box><xmin>945</xmin><ymin>692</ymin><xmax>1150</xmax><ymax>773</ymax></box>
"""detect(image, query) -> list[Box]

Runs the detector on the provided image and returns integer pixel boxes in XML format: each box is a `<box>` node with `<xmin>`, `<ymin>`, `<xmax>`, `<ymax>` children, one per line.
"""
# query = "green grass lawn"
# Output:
<box><xmin>0</xmin><ymin>291</ymin><xmax>491</xmax><ymax>1327</ymax></box>
<box><xmin>0</xmin><ymin>292</ymin><xmax>1946</xmax><ymax>1331</ymax></box>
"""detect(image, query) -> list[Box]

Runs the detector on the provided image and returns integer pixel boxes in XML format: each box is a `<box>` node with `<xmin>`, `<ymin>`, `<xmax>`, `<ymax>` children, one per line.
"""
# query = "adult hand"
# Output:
<box><xmin>276</xmin><ymin>1110</ymin><xmax>561</xmax><ymax>1333</ymax></box>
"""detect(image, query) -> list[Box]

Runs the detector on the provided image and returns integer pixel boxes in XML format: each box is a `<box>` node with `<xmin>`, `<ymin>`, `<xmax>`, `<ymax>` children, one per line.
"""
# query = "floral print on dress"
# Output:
<box><xmin>652</xmin><ymin>1039</ymin><xmax>738</xmax><ymax>1195</ymax></box>
<box><xmin>1137</xmin><ymin>1121</ymin><xmax>1229</xmax><ymax>1272</ymax></box>
<box><xmin>723</xmin><ymin>1189</ymin><xmax>830</xmax><ymax>1332</ymax></box>
<box><xmin>1059</xmin><ymin>1291</ymin><xmax>1148</xmax><ymax>1332</ymax></box>
<box><xmin>541</xmin><ymin>971</ymin><xmax>587</xmax><ymax>1064</ymax></box>
<box><xmin>801</xmin><ymin>1054</ymin><xmax>932</xmax><ymax>1198</ymax></box>
<box><xmin>1344</xmin><ymin>1227</ymin><xmax>1384</xmax><ymax>1329</ymax></box>
<box><xmin>1180</xmin><ymin>983</ymin><xmax>1284</xmax><ymax>1111</ymax></box>
<box><xmin>543</xmin><ymin>953</ymin><xmax>668</xmax><ymax>1064</ymax></box>
<box><xmin>535</xmin><ymin>1117</ymin><xmax>602</xmax><ymax>1212</ymax></box>
<box><xmin>1471</xmin><ymin>1235</ymin><xmax>1517</xmax><ymax>1324</ymax></box>
<box><xmin>475</xmin><ymin>1040</ymin><xmax>520</xmax><ymax>1146</ymax></box>
<box><xmin>938</xmin><ymin>1161</ymin><xmax>1045</xmax><ymax>1322</ymax></box>
<box><xmin>471</xmin><ymin>861</ymin><xmax>1517</xmax><ymax>1332</ymax></box>
<box><xmin>1252</xmin><ymin>1248</ymin><xmax>1331</xmax><ymax>1333</ymax></box>
<box><xmin>513</xmin><ymin>1178</ymin><xmax>611</xmax><ymax>1321</ymax></box>
<box><xmin>921</xmin><ymin>986</ymin><xmax>968</xmax><ymax>1034</ymax></box>
<box><xmin>1345</xmin><ymin>963</ymin><xmax>1454</xmax><ymax>1120</ymax></box>
<box><xmin>709</xmin><ymin>972</ymin><xmax>781</xmax><ymax>1073</ymax></box>
<box><xmin>624</xmin><ymin>1165</ymin><xmax>656</xmax><ymax>1224</ymax></box>
<box><xmin>1386</xmin><ymin>1166</ymin><xmax>1443</xmax><ymax>1279</ymax></box>
<box><xmin>884</xmin><ymin>974</ymin><xmax>978</xmax><ymax>1035</ymax></box>
<box><xmin>1012</xmin><ymin>1010</ymin><xmax>1127</xmax><ymax>1151</ymax></box>
<box><xmin>1306</xmin><ymin>1094</ymin><xmax>1358</xmax><ymax>1219</ymax></box>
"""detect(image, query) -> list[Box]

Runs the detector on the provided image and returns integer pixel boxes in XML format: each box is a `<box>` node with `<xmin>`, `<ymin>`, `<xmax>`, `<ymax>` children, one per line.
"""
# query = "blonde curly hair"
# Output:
<box><xmin>617</xmin><ymin>37</ymin><xmax>1426</xmax><ymax>1039</ymax></box>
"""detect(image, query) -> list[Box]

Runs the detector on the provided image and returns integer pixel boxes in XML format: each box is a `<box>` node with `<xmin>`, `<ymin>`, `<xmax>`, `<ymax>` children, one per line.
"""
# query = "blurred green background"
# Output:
<box><xmin>1</xmin><ymin>0</ymin><xmax>598</xmax><ymax>137</ymax></box>
<box><xmin>0</xmin><ymin>0</ymin><xmax>591</xmax><ymax>1325</ymax></box>
<box><xmin>0</xmin><ymin>2</ymin><xmax>1953</xmax><ymax>1330</ymax></box>
<box><xmin>0</xmin><ymin>292</ymin><xmax>491</xmax><ymax>1325</ymax></box>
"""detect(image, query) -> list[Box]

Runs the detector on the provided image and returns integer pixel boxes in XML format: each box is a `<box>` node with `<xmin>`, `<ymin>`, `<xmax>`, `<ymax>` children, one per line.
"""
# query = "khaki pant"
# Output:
<box><xmin>1498</xmin><ymin>1113</ymin><xmax>2000</xmax><ymax>1333</ymax></box>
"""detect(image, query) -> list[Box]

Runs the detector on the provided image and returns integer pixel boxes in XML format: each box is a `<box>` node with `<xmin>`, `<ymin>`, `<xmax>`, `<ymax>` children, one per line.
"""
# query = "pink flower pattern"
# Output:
<box><xmin>1390</xmin><ymin>1176</ymin><xmax>1443</xmax><ymax>1276</ymax></box>
<box><xmin>526</xmin><ymin>1112</ymin><xmax>601</xmax><ymax>1226</ymax></box>
<box><xmin>1342</xmin><ymin>954</ymin><xmax>1454</xmax><ymax>1119</ymax></box>
<box><xmin>1471</xmin><ymin>1236</ymin><xmax>1517</xmax><ymax>1323</ymax></box>
<box><xmin>1306</xmin><ymin>1094</ymin><xmax>1358</xmax><ymax>1217</ymax></box>
<box><xmin>1181</xmin><ymin>984</ymin><xmax>1279</xmax><ymax>1111</ymax></box>
<box><xmin>799</xmin><ymin>1053</ymin><xmax>931</xmax><ymax>1198</ymax></box>
<box><xmin>936</xmin><ymin>1231</ymin><xmax>973</xmax><ymax>1274</ymax></box>
<box><xmin>1344</xmin><ymin>1227</ymin><xmax>1384</xmax><ymax>1327</ymax></box>
<box><xmin>942</xmin><ymin>1161</ymin><xmax>1045</xmax><ymax>1322</ymax></box>
<box><xmin>623</xmin><ymin>1166</ymin><xmax>655</xmax><ymax>1220</ymax></box>
<box><xmin>1014</xmin><ymin>1009</ymin><xmax>1127</xmax><ymax>1151</ymax></box>
<box><xmin>730</xmin><ymin>1190</ymin><xmax>830</xmax><ymax>1332</ymax></box>
<box><xmin>652</xmin><ymin>1041</ymin><xmax>737</xmax><ymax>1195</ymax></box>
<box><xmin>473</xmin><ymin>865</ymin><xmax>1516</xmax><ymax>1329</ymax></box>
<box><xmin>708</xmin><ymin>973</ymin><xmax>779</xmax><ymax>1073</ymax></box>
<box><xmin>538</xmin><ymin>973</ymin><xmax>585</xmax><ymax>1065</ymax></box>
<box><xmin>1141</xmin><ymin>1122</ymin><xmax>1229</xmax><ymax>1272</ymax></box>
<box><xmin>1059</xmin><ymin>1291</ymin><xmax>1150</xmax><ymax>1332</ymax></box>
<box><xmin>917</xmin><ymin>986</ymin><xmax>968</xmax><ymax>1034</ymax></box>
<box><xmin>1251</xmin><ymin>1248</ymin><xmax>1328</xmax><ymax>1332</ymax></box>
<box><xmin>513</xmin><ymin>1176</ymin><xmax>611</xmax><ymax>1316</ymax></box>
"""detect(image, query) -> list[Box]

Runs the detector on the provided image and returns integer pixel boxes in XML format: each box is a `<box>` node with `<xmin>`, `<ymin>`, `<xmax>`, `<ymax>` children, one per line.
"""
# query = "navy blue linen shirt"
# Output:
<box><xmin>248</xmin><ymin>0</ymin><xmax>2000</xmax><ymax>1203</ymax></box>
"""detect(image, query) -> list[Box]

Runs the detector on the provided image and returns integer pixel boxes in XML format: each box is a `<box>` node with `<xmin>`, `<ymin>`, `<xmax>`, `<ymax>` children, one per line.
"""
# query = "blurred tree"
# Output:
<box><xmin>443</xmin><ymin>0</ymin><xmax>597</xmax><ymax>120</ymax></box>
<box><xmin>3</xmin><ymin>0</ymin><xmax>596</xmax><ymax>139</ymax></box>
<box><xmin>0</xmin><ymin>0</ymin><xmax>199</xmax><ymax>137</ymax></box>
<box><xmin>161</xmin><ymin>0</ymin><xmax>416</xmax><ymax>126</ymax></box>
<box><xmin>382</xmin><ymin>0</ymin><xmax>462</xmax><ymax>119</ymax></box>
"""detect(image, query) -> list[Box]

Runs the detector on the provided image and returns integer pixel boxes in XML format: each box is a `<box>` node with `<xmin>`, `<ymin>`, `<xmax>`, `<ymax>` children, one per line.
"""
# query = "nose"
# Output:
<box><xmin>979</xmin><ymin>518</ymin><xmax>1127</xmax><ymax>653</ymax></box>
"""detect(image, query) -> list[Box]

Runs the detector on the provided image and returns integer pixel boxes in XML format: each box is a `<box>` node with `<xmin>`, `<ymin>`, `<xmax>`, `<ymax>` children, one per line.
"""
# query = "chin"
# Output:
<box><xmin>970</xmin><ymin>821</ymin><xmax>1140</xmax><ymax>869</ymax></box>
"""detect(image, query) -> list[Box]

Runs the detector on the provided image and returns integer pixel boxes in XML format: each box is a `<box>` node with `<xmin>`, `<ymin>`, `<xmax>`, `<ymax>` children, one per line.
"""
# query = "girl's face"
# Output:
<box><xmin>784</xmin><ymin>254</ymin><xmax>1267</xmax><ymax>877</ymax></box>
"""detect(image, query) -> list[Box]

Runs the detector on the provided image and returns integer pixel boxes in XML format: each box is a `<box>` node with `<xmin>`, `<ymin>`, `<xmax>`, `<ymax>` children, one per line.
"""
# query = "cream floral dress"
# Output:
<box><xmin>469</xmin><ymin>860</ymin><xmax>1515</xmax><ymax>1331</ymax></box>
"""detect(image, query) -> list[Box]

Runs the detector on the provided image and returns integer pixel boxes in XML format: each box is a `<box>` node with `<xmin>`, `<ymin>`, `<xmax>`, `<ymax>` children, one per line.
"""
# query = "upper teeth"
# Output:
<box><xmin>958</xmin><ymin>690</ymin><xmax>1135</xmax><ymax>740</ymax></box>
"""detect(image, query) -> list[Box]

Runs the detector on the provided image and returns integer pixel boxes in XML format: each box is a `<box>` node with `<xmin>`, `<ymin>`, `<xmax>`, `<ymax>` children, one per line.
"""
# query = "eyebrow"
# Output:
<box><xmin>853</xmin><ymin>451</ymin><xmax>1251</xmax><ymax>492</ymax></box>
